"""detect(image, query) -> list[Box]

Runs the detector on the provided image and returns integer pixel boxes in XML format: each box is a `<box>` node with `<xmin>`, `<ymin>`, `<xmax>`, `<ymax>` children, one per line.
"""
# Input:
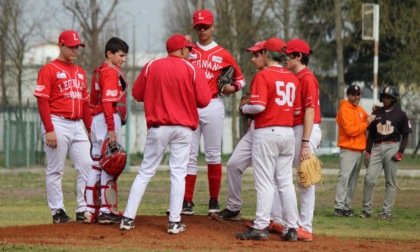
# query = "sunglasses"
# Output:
<box><xmin>194</xmin><ymin>24</ymin><xmax>212</xmax><ymax>31</ymax></box>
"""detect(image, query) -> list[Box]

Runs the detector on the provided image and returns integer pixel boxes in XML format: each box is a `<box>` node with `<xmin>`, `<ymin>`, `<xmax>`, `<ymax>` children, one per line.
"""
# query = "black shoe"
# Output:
<box><xmin>359</xmin><ymin>210</ymin><xmax>371</xmax><ymax>218</ymax></box>
<box><xmin>334</xmin><ymin>209</ymin><xmax>344</xmax><ymax>217</ymax></box>
<box><xmin>76</xmin><ymin>211</ymin><xmax>96</xmax><ymax>223</ymax></box>
<box><xmin>208</xmin><ymin>198</ymin><xmax>220</xmax><ymax>214</ymax></box>
<box><xmin>343</xmin><ymin>209</ymin><xmax>354</xmax><ymax>217</ymax></box>
<box><xmin>52</xmin><ymin>209</ymin><xmax>72</xmax><ymax>224</ymax></box>
<box><xmin>283</xmin><ymin>228</ymin><xmax>298</xmax><ymax>242</ymax></box>
<box><xmin>97</xmin><ymin>211</ymin><xmax>122</xmax><ymax>224</ymax></box>
<box><xmin>212</xmin><ymin>208</ymin><xmax>241</xmax><ymax>220</ymax></box>
<box><xmin>375</xmin><ymin>212</ymin><xmax>392</xmax><ymax>220</ymax></box>
<box><xmin>181</xmin><ymin>200</ymin><xmax>194</xmax><ymax>215</ymax></box>
<box><xmin>235</xmin><ymin>227</ymin><xmax>269</xmax><ymax>240</ymax></box>
<box><xmin>120</xmin><ymin>217</ymin><xmax>135</xmax><ymax>230</ymax></box>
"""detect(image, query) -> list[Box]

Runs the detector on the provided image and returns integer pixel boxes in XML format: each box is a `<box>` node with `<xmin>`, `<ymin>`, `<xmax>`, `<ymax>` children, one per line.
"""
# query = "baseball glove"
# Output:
<box><xmin>217</xmin><ymin>66</ymin><xmax>234</xmax><ymax>96</ymax></box>
<box><xmin>239</xmin><ymin>92</ymin><xmax>252</xmax><ymax>118</ymax></box>
<box><xmin>297</xmin><ymin>154</ymin><xmax>323</xmax><ymax>188</ymax></box>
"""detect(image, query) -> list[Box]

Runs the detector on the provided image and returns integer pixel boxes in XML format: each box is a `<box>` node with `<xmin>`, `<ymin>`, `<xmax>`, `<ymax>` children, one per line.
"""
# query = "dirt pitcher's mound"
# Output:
<box><xmin>1</xmin><ymin>215</ymin><xmax>419</xmax><ymax>251</ymax></box>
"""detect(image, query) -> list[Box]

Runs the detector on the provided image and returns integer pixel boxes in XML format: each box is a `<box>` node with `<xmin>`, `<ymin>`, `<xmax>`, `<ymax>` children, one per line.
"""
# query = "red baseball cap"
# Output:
<box><xmin>246</xmin><ymin>41</ymin><xmax>267</xmax><ymax>52</ymax></box>
<box><xmin>263</xmin><ymin>38</ymin><xmax>286</xmax><ymax>53</ymax></box>
<box><xmin>166</xmin><ymin>34</ymin><xmax>196</xmax><ymax>53</ymax></box>
<box><xmin>58</xmin><ymin>30</ymin><xmax>85</xmax><ymax>47</ymax></box>
<box><xmin>193</xmin><ymin>9</ymin><xmax>214</xmax><ymax>27</ymax></box>
<box><xmin>285</xmin><ymin>39</ymin><xmax>312</xmax><ymax>54</ymax></box>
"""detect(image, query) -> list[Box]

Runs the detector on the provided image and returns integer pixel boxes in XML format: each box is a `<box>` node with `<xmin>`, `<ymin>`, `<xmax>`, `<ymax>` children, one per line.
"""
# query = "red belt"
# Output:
<box><xmin>374</xmin><ymin>141</ymin><xmax>397</xmax><ymax>145</ymax></box>
<box><xmin>212</xmin><ymin>93</ymin><xmax>219</xmax><ymax>99</ymax></box>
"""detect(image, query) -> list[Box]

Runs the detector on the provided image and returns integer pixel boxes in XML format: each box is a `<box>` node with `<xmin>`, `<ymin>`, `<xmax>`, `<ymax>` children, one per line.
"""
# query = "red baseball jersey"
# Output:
<box><xmin>189</xmin><ymin>42</ymin><xmax>245</xmax><ymax>95</ymax></box>
<box><xmin>34</xmin><ymin>59</ymin><xmax>89</xmax><ymax>119</ymax></box>
<box><xmin>293</xmin><ymin>68</ymin><xmax>321</xmax><ymax>125</ymax></box>
<box><xmin>249</xmin><ymin>65</ymin><xmax>300</xmax><ymax>129</ymax></box>
<box><xmin>132</xmin><ymin>55</ymin><xmax>212</xmax><ymax>130</ymax></box>
<box><xmin>90</xmin><ymin>62</ymin><xmax>127</xmax><ymax>116</ymax></box>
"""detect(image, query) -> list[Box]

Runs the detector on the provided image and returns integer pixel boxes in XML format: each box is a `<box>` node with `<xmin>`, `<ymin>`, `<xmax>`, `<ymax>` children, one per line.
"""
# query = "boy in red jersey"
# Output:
<box><xmin>34</xmin><ymin>30</ymin><xmax>92</xmax><ymax>223</ymax></box>
<box><xmin>120</xmin><ymin>34</ymin><xmax>211</xmax><ymax>233</ymax></box>
<box><xmin>183</xmin><ymin>9</ymin><xmax>246</xmax><ymax>215</ymax></box>
<box><xmin>284</xmin><ymin>39</ymin><xmax>322</xmax><ymax>242</ymax></box>
<box><xmin>83</xmin><ymin>37</ymin><xmax>129</xmax><ymax>224</ymax></box>
<box><xmin>235</xmin><ymin>38</ymin><xmax>300</xmax><ymax>241</ymax></box>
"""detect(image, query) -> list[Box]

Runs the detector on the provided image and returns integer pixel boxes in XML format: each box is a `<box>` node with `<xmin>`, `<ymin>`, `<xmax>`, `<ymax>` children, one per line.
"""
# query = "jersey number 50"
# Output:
<box><xmin>275</xmin><ymin>81</ymin><xmax>296</xmax><ymax>106</ymax></box>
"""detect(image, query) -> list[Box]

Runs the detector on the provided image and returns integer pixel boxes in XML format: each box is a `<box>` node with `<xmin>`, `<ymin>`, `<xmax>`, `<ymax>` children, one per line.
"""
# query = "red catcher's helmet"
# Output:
<box><xmin>99</xmin><ymin>139</ymin><xmax>127</xmax><ymax>177</ymax></box>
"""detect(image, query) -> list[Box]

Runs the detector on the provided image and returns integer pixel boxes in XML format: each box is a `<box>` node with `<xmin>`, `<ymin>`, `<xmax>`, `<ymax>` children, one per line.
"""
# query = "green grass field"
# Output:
<box><xmin>1</xmin><ymin>161</ymin><xmax>419</xmax><ymax>245</ymax></box>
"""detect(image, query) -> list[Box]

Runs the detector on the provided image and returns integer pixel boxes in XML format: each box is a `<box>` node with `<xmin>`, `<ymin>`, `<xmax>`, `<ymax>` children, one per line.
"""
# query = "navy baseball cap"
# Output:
<box><xmin>346</xmin><ymin>85</ymin><xmax>361</xmax><ymax>95</ymax></box>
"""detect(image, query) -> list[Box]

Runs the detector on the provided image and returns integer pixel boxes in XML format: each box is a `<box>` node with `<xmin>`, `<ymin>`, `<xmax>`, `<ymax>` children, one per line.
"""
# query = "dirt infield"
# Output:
<box><xmin>1</xmin><ymin>215</ymin><xmax>419</xmax><ymax>251</ymax></box>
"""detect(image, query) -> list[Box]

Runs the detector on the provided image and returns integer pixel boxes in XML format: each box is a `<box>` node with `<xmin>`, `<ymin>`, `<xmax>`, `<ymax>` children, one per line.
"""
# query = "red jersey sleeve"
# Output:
<box><xmin>132</xmin><ymin>62</ymin><xmax>149</xmax><ymax>102</ymax></box>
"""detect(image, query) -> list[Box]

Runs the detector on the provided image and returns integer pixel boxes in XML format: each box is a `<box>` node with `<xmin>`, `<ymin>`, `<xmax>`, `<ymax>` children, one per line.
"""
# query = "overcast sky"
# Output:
<box><xmin>29</xmin><ymin>0</ymin><xmax>167</xmax><ymax>53</ymax></box>
<box><xmin>119</xmin><ymin>0</ymin><xmax>166</xmax><ymax>53</ymax></box>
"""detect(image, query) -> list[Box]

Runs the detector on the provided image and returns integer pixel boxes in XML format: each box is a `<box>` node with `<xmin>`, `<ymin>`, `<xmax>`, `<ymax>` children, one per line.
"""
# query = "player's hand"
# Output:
<box><xmin>45</xmin><ymin>131</ymin><xmax>58</xmax><ymax>149</ymax></box>
<box><xmin>108</xmin><ymin>131</ymin><xmax>117</xmax><ymax>143</ymax></box>
<box><xmin>367</xmin><ymin>115</ymin><xmax>376</xmax><ymax>124</ymax></box>
<box><xmin>372</xmin><ymin>105</ymin><xmax>381</xmax><ymax>111</ymax></box>
<box><xmin>300</xmin><ymin>145</ymin><xmax>312</xmax><ymax>161</ymax></box>
<box><xmin>222</xmin><ymin>84</ymin><xmax>236</xmax><ymax>94</ymax></box>
<box><xmin>184</xmin><ymin>35</ymin><xmax>193</xmax><ymax>43</ymax></box>
<box><xmin>392</xmin><ymin>152</ymin><xmax>403</xmax><ymax>161</ymax></box>
<box><xmin>364</xmin><ymin>152</ymin><xmax>371</xmax><ymax>168</ymax></box>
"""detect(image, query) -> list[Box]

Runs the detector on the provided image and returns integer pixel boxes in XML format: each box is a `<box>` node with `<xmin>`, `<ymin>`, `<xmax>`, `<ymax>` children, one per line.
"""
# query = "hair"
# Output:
<box><xmin>266</xmin><ymin>50</ymin><xmax>288</xmax><ymax>63</ymax></box>
<box><xmin>104</xmin><ymin>37</ymin><xmax>129</xmax><ymax>58</ymax></box>
<box><xmin>289</xmin><ymin>52</ymin><xmax>310</xmax><ymax>65</ymax></box>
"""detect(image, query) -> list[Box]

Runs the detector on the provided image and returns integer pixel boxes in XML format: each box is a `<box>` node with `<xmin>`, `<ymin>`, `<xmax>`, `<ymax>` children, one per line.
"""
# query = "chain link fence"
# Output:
<box><xmin>1</xmin><ymin>105</ymin><xmax>418</xmax><ymax>168</ymax></box>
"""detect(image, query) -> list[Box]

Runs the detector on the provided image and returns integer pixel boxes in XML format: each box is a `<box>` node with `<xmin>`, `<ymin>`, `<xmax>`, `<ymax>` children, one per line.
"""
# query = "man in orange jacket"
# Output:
<box><xmin>334</xmin><ymin>85</ymin><xmax>376</xmax><ymax>217</ymax></box>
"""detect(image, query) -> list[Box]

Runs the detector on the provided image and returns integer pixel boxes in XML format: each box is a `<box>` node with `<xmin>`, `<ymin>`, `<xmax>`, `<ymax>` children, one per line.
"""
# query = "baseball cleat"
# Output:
<box><xmin>208</xmin><ymin>198</ymin><xmax>220</xmax><ymax>215</ymax></box>
<box><xmin>97</xmin><ymin>211</ymin><xmax>122</xmax><ymax>224</ymax></box>
<box><xmin>167</xmin><ymin>222</ymin><xmax>186</xmax><ymax>234</ymax></box>
<box><xmin>283</xmin><ymin>228</ymin><xmax>298</xmax><ymax>242</ymax></box>
<box><xmin>181</xmin><ymin>200</ymin><xmax>194</xmax><ymax>215</ymax></box>
<box><xmin>211</xmin><ymin>208</ymin><xmax>241</xmax><ymax>221</ymax></box>
<box><xmin>52</xmin><ymin>209</ymin><xmax>73</xmax><ymax>224</ymax></box>
<box><xmin>120</xmin><ymin>217</ymin><xmax>135</xmax><ymax>230</ymax></box>
<box><xmin>76</xmin><ymin>211</ymin><xmax>96</xmax><ymax>223</ymax></box>
<box><xmin>235</xmin><ymin>227</ymin><xmax>269</xmax><ymax>241</ymax></box>
<box><xmin>296</xmin><ymin>227</ymin><xmax>312</xmax><ymax>242</ymax></box>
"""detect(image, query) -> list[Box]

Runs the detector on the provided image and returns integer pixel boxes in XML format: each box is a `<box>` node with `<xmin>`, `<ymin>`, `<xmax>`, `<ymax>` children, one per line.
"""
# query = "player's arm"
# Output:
<box><xmin>101</xmin><ymin>70</ymin><xmax>119</xmax><ymax>143</ymax></box>
<box><xmin>300</xmin><ymin>106</ymin><xmax>314</xmax><ymax>160</ymax></box>
<box><xmin>82</xmin><ymin>100</ymin><xmax>92</xmax><ymax>136</ymax></box>
<box><xmin>132</xmin><ymin>63</ymin><xmax>148</xmax><ymax>102</ymax></box>
<box><xmin>339</xmin><ymin>109</ymin><xmax>369</xmax><ymax>136</ymax></box>
<box><xmin>37</xmin><ymin>97</ymin><xmax>57</xmax><ymax>149</ymax></box>
<box><xmin>192</xmin><ymin>64</ymin><xmax>212</xmax><ymax>108</ymax></box>
<box><xmin>222</xmin><ymin>54</ymin><xmax>245</xmax><ymax>94</ymax></box>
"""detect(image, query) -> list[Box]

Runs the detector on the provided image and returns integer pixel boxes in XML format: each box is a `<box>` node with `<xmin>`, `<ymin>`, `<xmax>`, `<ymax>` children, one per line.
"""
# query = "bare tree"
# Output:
<box><xmin>62</xmin><ymin>0</ymin><xmax>120</xmax><ymax>73</ymax></box>
<box><xmin>334</xmin><ymin>0</ymin><xmax>345</xmax><ymax>103</ymax></box>
<box><xmin>0</xmin><ymin>0</ymin><xmax>11</xmax><ymax>106</ymax></box>
<box><xmin>0</xmin><ymin>0</ymin><xmax>48</xmax><ymax>117</ymax></box>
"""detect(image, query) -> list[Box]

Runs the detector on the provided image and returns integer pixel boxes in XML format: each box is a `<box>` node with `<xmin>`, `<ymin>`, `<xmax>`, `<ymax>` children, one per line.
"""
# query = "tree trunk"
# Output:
<box><xmin>334</xmin><ymin>0</ymin><xmax>345</xmax><ymax>103</ymax></box>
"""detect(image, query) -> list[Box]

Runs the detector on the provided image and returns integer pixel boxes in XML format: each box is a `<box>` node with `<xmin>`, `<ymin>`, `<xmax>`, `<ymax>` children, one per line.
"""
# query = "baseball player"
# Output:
<box><xmin>34</xmin><ymin>30</ymin><xmax>92</xmax><ymax>223</ymax></box>
<box><xmin>83</xmin><ymin>37</ymin><xmax>129</xmax><ymax>224</ymax></box>
<box><xmin>235</xmin><ymin>38</ymin><xmax>300</xmax><ymax>241</ymax></box>
<box><xmin>182</xmin><ymin>9</ymin><xmax>246</xmax><ymax>215</ymax></box>
<box><xmin>120</xmin><ymin>34</ymin><xmax>211</xmax><ymax>233</ymax></box>
<box><xmin>212</xmin><ymin>40</ymin><xmax>284</xmax><ymax>234</ymax></box>
<box><xmin>334</xmin><ymin>85</ymin><xmax>376</xmax><ymax>217</ymax></box>
<box><xmin>360</xmin><ymin>85</ymin><xmax>412</xmax><ymax>219</ymax></box>
<box><xmin>283</xmin><ymin>39</ymin><xmax>322</xmax><ymax>242</ymax></box>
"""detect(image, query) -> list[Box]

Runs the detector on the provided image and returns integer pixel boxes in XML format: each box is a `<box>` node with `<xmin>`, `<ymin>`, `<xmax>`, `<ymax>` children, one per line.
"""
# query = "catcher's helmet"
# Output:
<box><xmin>99</xmin><ymin>139</ymin><xmax>127</xmax><ymax>177</ymax></box>
<box><xmin>379</xmin><ymin>85</ymin><xmax>399</xmax><ymax>103</ymax></box>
